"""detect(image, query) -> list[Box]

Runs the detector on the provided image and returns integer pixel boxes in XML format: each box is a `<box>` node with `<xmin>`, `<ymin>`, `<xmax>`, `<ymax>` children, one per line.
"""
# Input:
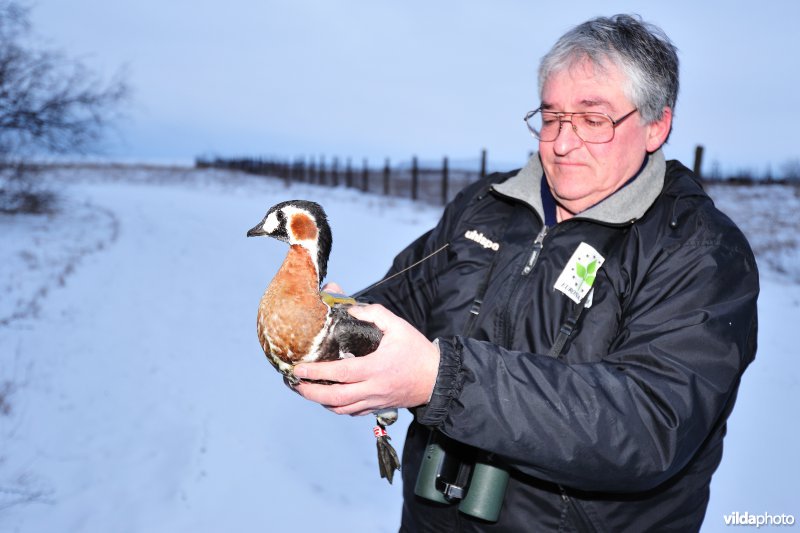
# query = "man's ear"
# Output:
<box><xmin>645</xmin><ymin>107</ymin><xmax>673</xmax><ymax>152</ymax></box>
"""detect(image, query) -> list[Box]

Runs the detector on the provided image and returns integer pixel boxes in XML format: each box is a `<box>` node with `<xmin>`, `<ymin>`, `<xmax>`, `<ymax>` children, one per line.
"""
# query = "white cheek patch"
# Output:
<box><xmin>263</xmin><ymin>211</ymin><xmax>280</xmax><ymax>234</ymax></box>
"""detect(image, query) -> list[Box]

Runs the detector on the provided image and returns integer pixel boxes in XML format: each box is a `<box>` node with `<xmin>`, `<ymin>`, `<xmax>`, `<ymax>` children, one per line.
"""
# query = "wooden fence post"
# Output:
<box><xmin>480</xmin><ymin>149</ymin><xmax>487</xmax><ymax>179</ymax></box>
<box><xmin>441</xmin><ymin>156</ymin><xmax>449</xmax><ymax>206</ymax></box>
<box><xmin>693</xmin><ymin>145</ymin><xmax>704</xmax><ymax>179</ymax></box>
<box><xmin>299</xmin><ymin>157</ymin><xmax>307</xmax><ymax>183</ymax></box>
<box><xmin>411</xmin><ymin>156</ymin><xmax>419</xmax><ymax>201</ymax></box>
<box><xmin>332</xmin><ymin>157</ymin><xmax>339</xmax><ymax>187</ymax></box>
<box><xmin>383</xmin><ymin>158</ymin><xmax>391</xmax><ymax>196</ymax></box>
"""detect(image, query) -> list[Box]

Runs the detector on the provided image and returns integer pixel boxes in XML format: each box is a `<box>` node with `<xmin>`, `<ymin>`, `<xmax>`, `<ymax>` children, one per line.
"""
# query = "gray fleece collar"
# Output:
<box><xmin>493</xmin><ymin>149</ymin><xmax>666</xmax><ymax>225</ymax></box>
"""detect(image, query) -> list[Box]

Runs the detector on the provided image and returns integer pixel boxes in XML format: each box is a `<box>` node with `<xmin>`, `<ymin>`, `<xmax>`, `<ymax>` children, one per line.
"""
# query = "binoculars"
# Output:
<box><xmin>414</xmin><ymin>430</ymin><xmax>510</xmax><ymax>522</ymax></box>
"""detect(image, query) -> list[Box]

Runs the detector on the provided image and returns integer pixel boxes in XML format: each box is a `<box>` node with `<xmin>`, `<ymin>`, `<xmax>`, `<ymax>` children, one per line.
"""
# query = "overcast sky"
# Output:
<box><xmin>31</xmin><ymin>1</ymin><xmax>800</xmax><ymax>175</ymax></box>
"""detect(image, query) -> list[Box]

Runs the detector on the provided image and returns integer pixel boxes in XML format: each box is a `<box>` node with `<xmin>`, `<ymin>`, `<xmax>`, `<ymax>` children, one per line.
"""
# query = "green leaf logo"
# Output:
<box><xmin>555</xmin><ymin>243</ymin><xmax>605</xmax><ymax>303</ymax></box>
<box><xmin>576</xmin><ymin>259</ymin><xmax>597</xmax><ymax>290</ymax></box>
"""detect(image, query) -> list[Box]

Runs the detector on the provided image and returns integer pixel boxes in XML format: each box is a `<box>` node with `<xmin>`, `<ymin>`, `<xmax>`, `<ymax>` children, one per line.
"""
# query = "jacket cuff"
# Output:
<box><xmin>415</xmin><ymin>337</ymin><xmax>463</xmax><ymax>427</ymax></box>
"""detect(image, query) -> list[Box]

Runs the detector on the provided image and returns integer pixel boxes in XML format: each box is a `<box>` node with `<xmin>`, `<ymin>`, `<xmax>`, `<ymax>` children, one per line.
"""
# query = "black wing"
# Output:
<box><xmin>318</xmin><ymin>305</ymin><xmax>382</xmax><ymax>360</ymax></box>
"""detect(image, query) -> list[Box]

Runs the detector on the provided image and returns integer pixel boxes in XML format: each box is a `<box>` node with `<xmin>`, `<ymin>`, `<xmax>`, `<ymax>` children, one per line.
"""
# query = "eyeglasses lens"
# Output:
<box><xmin>527</xmin><ymin>111</ymin><xmax>614</xmax><ymax>143</ymax></box>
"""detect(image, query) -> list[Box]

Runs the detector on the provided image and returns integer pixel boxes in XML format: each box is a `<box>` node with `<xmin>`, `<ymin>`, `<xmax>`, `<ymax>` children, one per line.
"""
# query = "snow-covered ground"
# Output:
<box><xmin>0</xmin><ymin>166</ymin><xmax>797</xmax><ymax>532</ymax></box>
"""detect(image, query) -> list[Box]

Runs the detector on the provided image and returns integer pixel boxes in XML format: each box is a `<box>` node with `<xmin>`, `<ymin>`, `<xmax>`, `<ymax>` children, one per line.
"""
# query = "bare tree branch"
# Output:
<box><xmin>0</xmin><ymin>0</ymin><xmax>129</xmax><ymax>158</ymax></box>
<box><xmin>0</xmin><ymin>0</ymin><xmax>129</xmax><ymax>212</ymax></box>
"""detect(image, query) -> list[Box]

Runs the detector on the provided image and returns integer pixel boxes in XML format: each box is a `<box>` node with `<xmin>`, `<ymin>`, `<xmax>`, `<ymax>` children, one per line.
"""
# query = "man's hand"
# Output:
<box><xmin>293</xmin><ymin>304</ymin><xmax>440</xmax><ymax>416</ymax></box>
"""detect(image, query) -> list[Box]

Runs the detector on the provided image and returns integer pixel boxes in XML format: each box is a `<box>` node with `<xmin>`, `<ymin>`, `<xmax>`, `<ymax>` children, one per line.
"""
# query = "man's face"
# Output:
<box><xmin>539</xmin><ymin>58</ymin><xmax>669</xmax><ymax>216</ymax></box>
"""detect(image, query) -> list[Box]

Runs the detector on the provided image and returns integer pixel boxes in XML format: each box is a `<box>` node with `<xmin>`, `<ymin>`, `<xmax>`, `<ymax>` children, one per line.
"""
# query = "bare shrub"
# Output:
<box><xmin>0</xmin><ymin>0</ymin><xmax>128</xmax><ymax>213</ymax></box>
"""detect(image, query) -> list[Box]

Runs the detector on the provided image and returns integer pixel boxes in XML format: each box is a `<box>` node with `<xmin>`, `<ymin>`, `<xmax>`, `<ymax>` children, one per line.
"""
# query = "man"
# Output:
<box><xmin>294</xmin><ymin>14</ymin><xmax>758</xmax><ymax>532</ymax></box>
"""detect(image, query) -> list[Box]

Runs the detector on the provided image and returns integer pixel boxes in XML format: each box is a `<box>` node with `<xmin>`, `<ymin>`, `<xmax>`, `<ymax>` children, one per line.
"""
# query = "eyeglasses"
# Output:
<box><xmin>524</xmin><ymin>107</ymin><xmax>638</xmax><ymax>144</ymax></box>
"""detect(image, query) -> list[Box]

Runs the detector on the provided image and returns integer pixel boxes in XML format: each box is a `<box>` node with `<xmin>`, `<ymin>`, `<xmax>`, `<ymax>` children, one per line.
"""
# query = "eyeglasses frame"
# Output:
<box><xmin>524</xmin><ymin>107</ymin><xmax>639</xmax><ymax>144</ymax></box>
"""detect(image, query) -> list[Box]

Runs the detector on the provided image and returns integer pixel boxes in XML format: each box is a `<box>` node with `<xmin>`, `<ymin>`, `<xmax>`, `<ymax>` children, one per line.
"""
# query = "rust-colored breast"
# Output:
<box><xmin>257</xmin><ymin>245</ymin><xmax>328</xmax><ymax>364</ymax></box>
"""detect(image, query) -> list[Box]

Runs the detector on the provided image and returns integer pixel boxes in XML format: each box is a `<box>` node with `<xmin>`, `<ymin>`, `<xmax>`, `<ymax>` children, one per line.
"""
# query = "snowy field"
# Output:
<box><xmin>0</xmin><ymin>165</ymin><xmax>797</xmax><ymax>532</ymax></box>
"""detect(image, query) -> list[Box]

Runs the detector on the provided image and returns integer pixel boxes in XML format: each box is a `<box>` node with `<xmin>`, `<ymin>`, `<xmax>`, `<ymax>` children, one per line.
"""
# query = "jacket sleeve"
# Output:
<box><xmin>415</xmin><ymin>232</ymin><xmax>759</xmax><ymax>493</ymax></box>
<box><xmin>357</xmin><ymin>228</ymin><xmax>435</xmax><ymax>329</ymax></box>
<box><xmin>358</xmin><ymin>183</ymin><xmax>483</xmax><ymax>331</ymax></box>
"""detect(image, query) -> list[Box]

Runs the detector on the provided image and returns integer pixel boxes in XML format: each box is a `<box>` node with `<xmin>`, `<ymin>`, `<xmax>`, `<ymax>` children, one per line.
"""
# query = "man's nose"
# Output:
<box><xmin>552</xmin><ymin>118</ymin><xmax>583</xmax><ymax>154</ymax></box>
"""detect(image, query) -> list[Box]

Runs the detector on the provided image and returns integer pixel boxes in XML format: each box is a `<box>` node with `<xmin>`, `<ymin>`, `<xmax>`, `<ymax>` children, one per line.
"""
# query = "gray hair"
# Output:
<box><xmin>538</xmin><ymin>14</ymin><xmax>679</xmax><ymax>124</ymax></box>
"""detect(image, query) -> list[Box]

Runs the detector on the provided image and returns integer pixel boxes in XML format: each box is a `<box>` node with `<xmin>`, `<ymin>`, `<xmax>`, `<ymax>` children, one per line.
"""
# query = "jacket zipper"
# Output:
<box><xmin>498</xmin><ymin>224</ymin><xmax>550</xmax><ymax>346</ymax></box>
<box><xmin>561</xmin><ymin>487</ymin><xmax>597</xmax><ymax>533</ymax></box>
<box><xmin>521</xmin><ymin>225</ymin><xmax>548</xmax><ymax>275</ymax></box>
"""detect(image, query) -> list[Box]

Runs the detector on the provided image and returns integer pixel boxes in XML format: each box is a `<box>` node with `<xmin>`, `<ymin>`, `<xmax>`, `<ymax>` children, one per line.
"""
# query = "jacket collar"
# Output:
<box><xmin>493</xmin><ymin>149</ymin><xmax>666</xmax><ymax>225</ymax></box>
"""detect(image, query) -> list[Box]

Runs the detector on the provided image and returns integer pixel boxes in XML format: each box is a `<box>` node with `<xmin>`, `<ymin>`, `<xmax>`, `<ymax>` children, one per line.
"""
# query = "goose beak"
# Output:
<box><xmin>246</xmin><ymin>222</ymin><xmax>267</xmax><ymax>237</ymax></box>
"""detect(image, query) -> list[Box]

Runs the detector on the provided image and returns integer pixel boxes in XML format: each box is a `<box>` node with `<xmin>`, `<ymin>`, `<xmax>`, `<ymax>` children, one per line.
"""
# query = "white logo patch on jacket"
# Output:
<box><xmin>464</xmin><ymin>229</ymin><xmax>500</xmax><ymax>251</ymax></box>
<box><xmin>555</xmin><ymin>242</ymin><xmax>605</xmax><ymax>304</ymax></box>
